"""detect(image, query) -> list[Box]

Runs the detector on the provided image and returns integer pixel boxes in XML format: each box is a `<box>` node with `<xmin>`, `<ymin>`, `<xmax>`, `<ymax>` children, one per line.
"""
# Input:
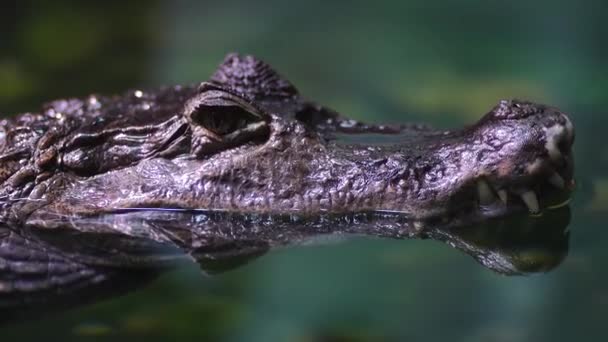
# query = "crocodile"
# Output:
<box><xmin>0</xmin><ymin>53</ymin><xmax>576</xmax><ymax>319</ymax></box>
<box><xmin>0</xmin><ymin>53</ymin><xmax>575</xmax><ymax>227</ymax></box>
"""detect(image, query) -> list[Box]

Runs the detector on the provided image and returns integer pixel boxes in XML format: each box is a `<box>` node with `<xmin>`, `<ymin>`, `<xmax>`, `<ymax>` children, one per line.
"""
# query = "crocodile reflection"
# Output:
<box><xmin>0</xmin><ymin>207</ymin><xmax>570</xmax><ymax>322</ymax></box>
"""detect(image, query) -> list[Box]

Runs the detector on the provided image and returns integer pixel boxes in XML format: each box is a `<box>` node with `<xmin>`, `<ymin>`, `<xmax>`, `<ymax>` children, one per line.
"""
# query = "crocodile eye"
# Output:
<box><xmin>184</xmin><ymin>84</ymin><xmax>270</xmax><ymax>156</ymax></box>
<box><xmin>190</xmin><ymin>100</ymin><xmax>259</xmax><ymax>136</ymax></box>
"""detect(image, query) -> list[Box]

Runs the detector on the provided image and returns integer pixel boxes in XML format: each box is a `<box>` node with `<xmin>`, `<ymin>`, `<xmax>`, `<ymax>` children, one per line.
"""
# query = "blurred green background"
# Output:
<box><xmin>1</xmin><ymin>0</ymin><xmax>607</xmax><ymax>341</ymax></box>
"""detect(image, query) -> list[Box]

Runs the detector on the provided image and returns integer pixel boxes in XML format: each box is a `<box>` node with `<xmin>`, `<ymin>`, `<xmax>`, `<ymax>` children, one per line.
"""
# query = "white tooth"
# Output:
<box><xmin>548</xmin><ymin>172</ymin><xmax>565</xmax><ymax>189</ymax></box>
<box><xmin>497</xmin><ymin>190</ymin><xmax>508</xmax><ymax>204</ymax></box>
<box><xmin>477</xmin><ymin>179</ymin><xmax>495</xmax><ymax>205</ymax></box>
<box><xmin>520</xmin><ymin>191</ymin><xmax>540</xmax><ymax>213</ymax></box>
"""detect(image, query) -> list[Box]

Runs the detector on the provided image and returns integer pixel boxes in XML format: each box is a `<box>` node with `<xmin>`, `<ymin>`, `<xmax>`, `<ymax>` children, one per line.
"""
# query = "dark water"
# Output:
<box><xmin>1</xmin><ymin>0</ymin><xmax>607</xmax><ymax>340</ymax></box>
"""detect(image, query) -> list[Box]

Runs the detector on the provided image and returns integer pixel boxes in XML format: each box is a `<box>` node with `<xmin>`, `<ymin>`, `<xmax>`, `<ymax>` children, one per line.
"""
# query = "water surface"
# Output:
<box><xmin>0</xmin><ymin>1</ymin><xmax>606</xmax><ymax>341</ymax></box>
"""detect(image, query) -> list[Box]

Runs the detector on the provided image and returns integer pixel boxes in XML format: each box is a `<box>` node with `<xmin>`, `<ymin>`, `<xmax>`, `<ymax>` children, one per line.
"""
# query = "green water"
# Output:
<box><xmin>1</xmin><ymin>0</ymin><xmax>607</xmax><ymax>340</ymax></box>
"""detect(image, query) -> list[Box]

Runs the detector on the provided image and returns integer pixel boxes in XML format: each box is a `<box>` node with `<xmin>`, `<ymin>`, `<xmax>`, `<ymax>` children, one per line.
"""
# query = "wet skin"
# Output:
<box><xmin>0</xmin><ymin>54</ymin><xmax>575</xmax><ymax>227</ymax></box>
<box><xmin>0</xmin><ymin>54</ymin><xmax>576</xmax><ymax>319</ymax></box>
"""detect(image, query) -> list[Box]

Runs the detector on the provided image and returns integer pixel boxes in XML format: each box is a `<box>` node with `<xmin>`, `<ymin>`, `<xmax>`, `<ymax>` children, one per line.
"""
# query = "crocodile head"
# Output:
<box><xmin>3</xmin><ymin>54</ymin><xmax>574</xmax><ymax>233</ymax></box>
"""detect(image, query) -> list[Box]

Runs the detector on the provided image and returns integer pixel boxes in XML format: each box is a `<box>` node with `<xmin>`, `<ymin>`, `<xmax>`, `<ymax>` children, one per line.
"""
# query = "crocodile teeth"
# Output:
<box><xmin>520</xmin><ymin>191</ymin><xmax>540</xmax><ymax>214</ymax></box>
<box><xmin>548</xmin><ymin>172</ymin><xmax>565</xmax><ymax>189</ymax></box>
<box><xmin>477</xmin><ymin>179</ymin><xmax>495</xmax><ymax>205</ymax></box>
<box><xmin>497</xmin><ymin>189</ymin><xmax>508</xmax><ymax>204</ymax></box>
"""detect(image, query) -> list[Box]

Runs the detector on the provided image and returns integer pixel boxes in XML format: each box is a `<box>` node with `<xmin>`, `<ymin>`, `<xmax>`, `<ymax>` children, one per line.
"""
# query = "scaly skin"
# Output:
<box><xmin>0</xmin><ymin>54</ymin><xmax>574</xmax><ymax>228</ymax></box>
<box><xmin>0</xmin><ymin>54</ymin><xmax>576</xmax><ymax>317</ymax></box>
